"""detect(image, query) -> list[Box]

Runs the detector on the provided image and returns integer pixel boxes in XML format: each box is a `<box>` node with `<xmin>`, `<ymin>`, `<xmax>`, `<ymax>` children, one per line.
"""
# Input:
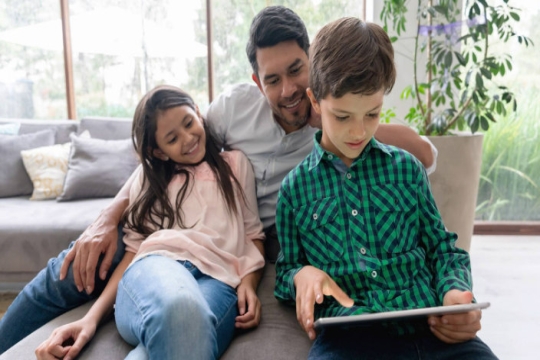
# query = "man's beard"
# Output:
<box><xmin>275</xmin><ymin>107</ymin><xmax>309</xmax><ymax>129</ymax></box>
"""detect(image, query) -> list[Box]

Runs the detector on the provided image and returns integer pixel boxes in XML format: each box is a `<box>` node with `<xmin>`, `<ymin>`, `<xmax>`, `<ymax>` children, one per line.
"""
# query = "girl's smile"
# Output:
<box><xmin>154</xmin><ymin>105</ymin><xmax>207</xmax><ymax>165</ymax></box>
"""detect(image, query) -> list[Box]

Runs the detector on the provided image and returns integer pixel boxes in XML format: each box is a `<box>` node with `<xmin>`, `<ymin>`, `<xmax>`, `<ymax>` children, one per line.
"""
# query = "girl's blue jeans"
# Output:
<box><xmin>115</xmin><ymin>255</ymin><xmax>238</xmax><ymax>360</ymax></box>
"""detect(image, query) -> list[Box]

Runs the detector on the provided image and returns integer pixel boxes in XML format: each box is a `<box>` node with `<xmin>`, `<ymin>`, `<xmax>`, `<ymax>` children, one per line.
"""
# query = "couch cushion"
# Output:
<box><xmin>19</xmin><ymin>121</ymin><xmax>78</xmax><ymax>144</ymax></box>
<box><xmin>0</xmin><ymin>129</ymin><xmax>55</xmax><ymax>198</ymax></box>
<box><xmin>57</xmin><ymin>135</ymin><xmax>139</xmax><ymax>201</ymax></box>
<box><xmin>0</xmin><ymin>264</ymin><xmax>312</xmax><ymax>359</ymax></box>
<box><xmin>79</xmin><ymin>117</ymin><xmax>132</xmax><ymax>140</ymax></box>
<box><xmin>0</xmin><ymin>197</ymin><xmax>113</xmax><ymax>282</ymax></box>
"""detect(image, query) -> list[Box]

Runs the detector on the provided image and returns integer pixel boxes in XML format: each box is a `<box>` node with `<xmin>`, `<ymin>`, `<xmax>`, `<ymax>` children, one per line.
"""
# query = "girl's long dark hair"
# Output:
<box><xmin>124</xmin><ymin>85</ymin><xmax>244</xmax><ymax>237</ymax></box>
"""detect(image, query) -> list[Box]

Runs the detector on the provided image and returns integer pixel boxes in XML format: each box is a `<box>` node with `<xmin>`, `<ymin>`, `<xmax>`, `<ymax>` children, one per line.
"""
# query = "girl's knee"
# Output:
<box><xmin>150</xmin><ymin>290</ymin><xmax>215</xmax><ymax>331</ymax></box>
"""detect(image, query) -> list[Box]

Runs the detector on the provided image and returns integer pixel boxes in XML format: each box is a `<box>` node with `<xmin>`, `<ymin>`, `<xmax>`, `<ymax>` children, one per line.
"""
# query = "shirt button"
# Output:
<box><xmin>313</xmin><ymin>213</ymin><xmax>318</xmax><ymax>220</ymax></box>
<box><xmin>360</xmin><ymin>247</ymin><xmax>367</xmax><ymax>255</ymax></box>
<box><xmin>328</xmin><ymin>154</ymin><xmax>333</xmax><ymax>160</ymax></box>
<box><xmin>346</xmin><ymin>173</ymin><xmax>352</xmax><ymax>179</ymax></box>
<box><xmin>371</xmin><ymin>270</ymin><xmax>378</xmax><ymax>278</ymax></box>
<box><xmin>352</xmin><ymin>209</ymin><xmax>358</xmax><ymax>216</ymax></box>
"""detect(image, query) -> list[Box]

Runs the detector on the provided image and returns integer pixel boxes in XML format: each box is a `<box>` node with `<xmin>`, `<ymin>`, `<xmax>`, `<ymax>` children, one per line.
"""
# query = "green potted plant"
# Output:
<box><xmin>380</xmin><ymin>0</ymin><xmax>532</xmax><ymax>251</ymax></box>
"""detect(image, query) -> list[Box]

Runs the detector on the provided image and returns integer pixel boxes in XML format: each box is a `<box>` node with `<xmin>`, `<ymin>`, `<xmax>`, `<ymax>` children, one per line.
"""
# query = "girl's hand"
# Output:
<box><xmin>235</xmin><ymin>278</ymin><xmax>261</xmax><ymax>329</ymax></box>
<box><xmin>428</xmin><ymin>290</ymin><xmax>482</xmax><ymax>344</ymax></box>
<box><xmin>294</xmin><ymin>266</ymin><xmax>354</xmax><ymax>340</ymax></box>
<box><xmin>35</xmin><ymin>318</ymin><xmax>97</xmax><ymax>360</ymax></box>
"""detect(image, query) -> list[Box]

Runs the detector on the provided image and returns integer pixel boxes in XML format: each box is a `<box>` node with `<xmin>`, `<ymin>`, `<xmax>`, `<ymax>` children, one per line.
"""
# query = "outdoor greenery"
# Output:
<box><xmin>475</xmin><ymin>3</ymin><xmax>540</xmax><ymax>221</ymax></box>
<box><xmin>0</xmin><ymin>0</ymin><xmax>361</xmax><ymax>119</ymax></box>
<box><xmin>476</xmin><ymin>88</ymin><xmax>540</xmax><ymax>220</ymax></box>
<box><xmin>380</xmin><ymin>0</ymin><xmax>532</xmax><ymax>135</ymax></box>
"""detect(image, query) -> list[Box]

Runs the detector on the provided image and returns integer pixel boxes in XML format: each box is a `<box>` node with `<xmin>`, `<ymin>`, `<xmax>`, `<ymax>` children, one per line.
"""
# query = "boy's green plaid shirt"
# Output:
<box><xmin>275</xmin><ymin>132</ymin><xmax>472</xmax><ymax>330</ymax></box>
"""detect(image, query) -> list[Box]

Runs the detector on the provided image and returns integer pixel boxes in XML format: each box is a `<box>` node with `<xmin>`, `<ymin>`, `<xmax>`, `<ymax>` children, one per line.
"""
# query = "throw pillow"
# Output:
<box><xmin>57</xmin><ymin>134</ymin><xmax>138</xmax><ymax>201</ymax></box>
<box><xmin>0</xmin><ymin>123</ymin><xmax>20</xmax><ymax>135</ymax></box>
<box><xmin>20</xmin><ymin>131</ymin><xmax>91</xmax><ymax>200</ymax></box>
<box><xmin>21</xmin><ymin>143</ymin><xmax>72</xmax><ymax>200</ymax></box>
<box><xmin>0</xmin><ymin>129</ymin><xmax>55</xmax><ymax>197</ymax></box>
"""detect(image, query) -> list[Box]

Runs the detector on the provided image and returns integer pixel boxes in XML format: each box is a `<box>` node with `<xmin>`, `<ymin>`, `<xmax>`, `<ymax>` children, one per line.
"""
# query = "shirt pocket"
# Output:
<box><xmin>369</xmin><ymin>183</ymin><xmax>418</xmax><ymax>254</ymax></box>
<box><xmin>294</xmin><ymin>197</ymin><xmax>344</xmax><ymax>264</ymax></box>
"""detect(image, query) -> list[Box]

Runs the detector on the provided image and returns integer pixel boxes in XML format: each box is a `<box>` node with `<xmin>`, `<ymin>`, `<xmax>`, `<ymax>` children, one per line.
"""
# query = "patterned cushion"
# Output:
<box><xmin>20</xmin><ymin>131</ymin><xmax>91</xmax><ymax>200</ymax></box>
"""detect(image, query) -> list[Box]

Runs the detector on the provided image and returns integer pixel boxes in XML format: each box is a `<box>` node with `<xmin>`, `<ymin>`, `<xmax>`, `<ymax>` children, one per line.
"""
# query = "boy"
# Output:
<box><xmin>274</xmin><ymin>17</ymin><xmax>497</xmax><ymax>359</ymax></box>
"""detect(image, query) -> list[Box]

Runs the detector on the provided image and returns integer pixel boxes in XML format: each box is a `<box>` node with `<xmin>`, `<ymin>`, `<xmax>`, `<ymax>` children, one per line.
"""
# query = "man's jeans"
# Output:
<box><xmin>115</xmin><ymin>256</ymin><xmax>238</xmax><ymax>360</ymax></box>
<box><xmin>0</xmin><ymin>227</ymin><xmax>125</xmax><ymax>354</ymax></box>
<box><xmin>308</xmin><ymin>324</ymin><xmax>498</xmax><ymax>360</ymax></box>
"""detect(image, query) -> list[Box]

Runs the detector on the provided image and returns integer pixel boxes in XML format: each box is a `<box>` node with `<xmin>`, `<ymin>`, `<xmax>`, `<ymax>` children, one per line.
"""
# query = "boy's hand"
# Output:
<box><xmin>294</xmin><ymin>266</ymin><xmax>354</xmax><ymax>340</ymax></box>
<box><xmin>428</xmin><ymin>289</ymin><xmax>482</xmax><ymax>344</ymax></box>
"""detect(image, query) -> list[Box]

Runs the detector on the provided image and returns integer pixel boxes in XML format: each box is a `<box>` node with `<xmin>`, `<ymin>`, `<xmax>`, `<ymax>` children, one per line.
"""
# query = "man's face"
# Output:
<box><xmin>253</xmin><ymin>40</ymin><xmax>311</xmax><ymax>133</ymax></box>
<box><xmin>308</xmin><ymin>89</ymin><xmax>385</xmax><ymax>167</ymax></box>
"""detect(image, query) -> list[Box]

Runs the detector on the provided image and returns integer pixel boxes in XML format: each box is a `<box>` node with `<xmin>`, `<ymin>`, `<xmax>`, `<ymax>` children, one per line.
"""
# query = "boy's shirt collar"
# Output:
<box><xmin>309</xmin><ymin>130</ymin><xmax>393</xmax><ymax>171</ymax></box>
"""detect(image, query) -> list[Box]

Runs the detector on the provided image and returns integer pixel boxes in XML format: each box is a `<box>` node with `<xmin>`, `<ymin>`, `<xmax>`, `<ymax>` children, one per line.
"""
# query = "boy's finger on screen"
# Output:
<box><xmin>325</xmin><ymin>282</ymin><xmax>354</xmax><ymax>307</ymax></box>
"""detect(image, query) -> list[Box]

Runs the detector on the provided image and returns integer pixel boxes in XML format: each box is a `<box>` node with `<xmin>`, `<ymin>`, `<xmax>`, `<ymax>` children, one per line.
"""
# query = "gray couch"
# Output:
<box><xmin>0</xmin><ymin>117</ymin><xmax>312</xmax><ymax>359</ymax></box>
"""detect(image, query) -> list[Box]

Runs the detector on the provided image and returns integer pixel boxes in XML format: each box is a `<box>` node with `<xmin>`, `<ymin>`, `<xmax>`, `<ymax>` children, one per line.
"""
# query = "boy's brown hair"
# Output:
<box><xmin>309</xmin><ymin>17</ymin><xmax>396</xmax><ymax>101</ymax></box>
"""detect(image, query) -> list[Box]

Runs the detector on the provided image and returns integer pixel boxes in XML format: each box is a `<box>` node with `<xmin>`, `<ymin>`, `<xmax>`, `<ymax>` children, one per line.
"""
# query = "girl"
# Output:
<box><xmin>35</xmin><ymin>85</ymin><xmax>266</xmax><ymax>360</ymax></box>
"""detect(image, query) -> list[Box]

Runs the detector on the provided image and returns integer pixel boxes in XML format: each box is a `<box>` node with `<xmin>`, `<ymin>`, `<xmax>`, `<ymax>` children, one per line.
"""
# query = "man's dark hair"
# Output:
<box><xmin>310</xmin><ymin>17</ymin><xmax>396</xmax><ymax>100</ymax></box>
<box><xmin>246</xmin><ymin>6</ymin><xmax>310</xmax><ymax>77</ymax></box>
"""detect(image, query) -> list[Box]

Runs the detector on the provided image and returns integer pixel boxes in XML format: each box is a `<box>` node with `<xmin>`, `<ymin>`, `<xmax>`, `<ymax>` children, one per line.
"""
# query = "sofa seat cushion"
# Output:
<box><xmin>0</xmin><ymin>197</ymin><xmax>113</xmax><ymax>283</ymax></box>
<box><xmin>0</xmin><ymin>264</ymin><xmax>312</xmax><ymax>359</ymax></box>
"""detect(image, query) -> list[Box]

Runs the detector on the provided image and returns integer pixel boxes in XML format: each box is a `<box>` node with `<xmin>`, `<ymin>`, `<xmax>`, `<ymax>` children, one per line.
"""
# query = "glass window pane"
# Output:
<box><xmin>211</xmin><ymin>0</ymin><xmax>364</xmax><ymax>96</ymax></box>
<box><xmin>475</xmin><ymin>0</ymin><xmax>540</xmax><ymax>222</ymax></box>
<box><xmin>69</xmin><ymin>0</ymin><xmax>208</xmax><ymax>118</ymax></box>
<box><xmin>0</xmin><ymin>0</ymin><xmax>67</xmax><ymax>119</ymax></box>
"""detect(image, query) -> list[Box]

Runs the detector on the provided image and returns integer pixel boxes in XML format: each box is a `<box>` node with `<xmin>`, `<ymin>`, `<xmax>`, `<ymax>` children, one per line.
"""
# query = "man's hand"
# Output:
<box><xmin>35</xmin><ymin>318</ymin><xmax>97</xmax><ymax>360</ymax></box>
<box><xmin>235</xmin><ymin>273</ymin><xmax>262</xmax><ymax>329</ymax></box>
<box><xmin>374</xmin><ymin>124</ymin><xmax>435</xmax><ymax>170</ymax></box>
<box><xmin>294</xmin><ymin>266</ymin><xmax>354</xmax><ymax>340</ymax></box>
<box><xmin>428</xmin><ymin>289</ymin><xmax>482</xmax><ymax>344</ymax></box>
<box><xmin>59</xmin><ymin>215</ymin><xmax>118</xmax><ymax>295</ymax></box>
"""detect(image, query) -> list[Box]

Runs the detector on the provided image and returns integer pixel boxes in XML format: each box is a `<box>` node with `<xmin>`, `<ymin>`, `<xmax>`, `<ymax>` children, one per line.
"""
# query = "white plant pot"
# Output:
<box><xmin>427</xmin><ymin>133</ymin><xmax>484</xmax><ymax>252</ymax></box>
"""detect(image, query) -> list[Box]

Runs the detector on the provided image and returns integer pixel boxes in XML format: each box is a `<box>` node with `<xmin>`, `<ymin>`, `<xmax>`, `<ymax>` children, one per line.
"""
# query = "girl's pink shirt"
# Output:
<box><xmin>123</xmin><ymin>150</ymin><xmax>265</xmax><ymax>288</ymax></box>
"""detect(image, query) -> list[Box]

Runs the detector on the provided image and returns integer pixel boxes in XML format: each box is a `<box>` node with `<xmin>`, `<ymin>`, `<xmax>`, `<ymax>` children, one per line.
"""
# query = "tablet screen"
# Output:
<box><xmin>314</xmin><ymin>302</ymin><xmax>490</xmax><ymax>330</ymax></box>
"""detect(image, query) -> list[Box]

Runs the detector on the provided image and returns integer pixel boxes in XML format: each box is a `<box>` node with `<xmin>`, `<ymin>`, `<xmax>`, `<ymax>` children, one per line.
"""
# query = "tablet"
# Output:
<box><xmin>314</xmin><ymin>302</ymin><xmax>490</xmax><ymax>330</ymax></box>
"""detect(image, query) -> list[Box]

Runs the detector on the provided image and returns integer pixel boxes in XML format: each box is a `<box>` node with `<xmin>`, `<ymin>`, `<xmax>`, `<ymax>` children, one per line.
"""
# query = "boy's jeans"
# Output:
<box><xmin>115</xmin><ymin>256</ymin><xmax>238</xmax><ymax>360</ymax></box>
<box><xmin>0</xmin><ymin>227</ymin><xmax>126</xmax><ymax>354</ymax></box>
<box><xmin>308</xmin><ymin>325</ymin><xmax>498</xmax><ymax>360</ymax></box>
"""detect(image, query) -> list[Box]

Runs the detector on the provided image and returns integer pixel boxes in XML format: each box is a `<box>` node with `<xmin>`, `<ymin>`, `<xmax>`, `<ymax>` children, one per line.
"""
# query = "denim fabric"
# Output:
<box><xmin>0</xmin><ymin>226</ymin><xmax>125</xmax><ymax>354</ymax></box>
<box><xmin>115</xmin><ymin>255</ymin><xmax>238</xmax><ymax>360</ymax></box>
<box><xmin>308</xmin><ymin>324</ymin><xmax>498</xmax><ymax>360</ymax></box>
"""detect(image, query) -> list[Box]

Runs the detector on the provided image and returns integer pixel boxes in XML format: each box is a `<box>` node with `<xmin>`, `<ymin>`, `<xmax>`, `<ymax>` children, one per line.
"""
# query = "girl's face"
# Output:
<box><xmin>153</xmin><ymin>105</ymin><xmax>206</xmax><ymax>165</ymax></box>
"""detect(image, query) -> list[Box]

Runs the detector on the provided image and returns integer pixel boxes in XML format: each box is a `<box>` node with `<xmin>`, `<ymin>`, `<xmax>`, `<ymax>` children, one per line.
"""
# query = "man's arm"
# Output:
<box><xmin>59</xmin><ymin>167</ymin><xmax>138</xmax><ymax>294</ymax></box>
<box><xmin>375</xmin><ymin>123</ymin><xmax>435</xmax><ymax>171</ymax></box>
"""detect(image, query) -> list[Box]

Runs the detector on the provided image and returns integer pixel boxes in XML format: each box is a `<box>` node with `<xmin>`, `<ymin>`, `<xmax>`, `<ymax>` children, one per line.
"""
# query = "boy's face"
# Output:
<box><xmin>307</xmin><ymin>89</ymin><xmax>385</xmax><ymax>167</ymax></box>
<box><xmin>252</xmin><ymin>40</ymin><xmax>311</xmax><ymax>133</ymax></box>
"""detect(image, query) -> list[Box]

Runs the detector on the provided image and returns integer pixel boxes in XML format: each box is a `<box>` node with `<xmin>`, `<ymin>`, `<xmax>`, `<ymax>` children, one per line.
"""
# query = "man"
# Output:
<box><xmin>0</xmin><ymin>6</ymin><xmax>438</xmax><ymax>353</ymax></box>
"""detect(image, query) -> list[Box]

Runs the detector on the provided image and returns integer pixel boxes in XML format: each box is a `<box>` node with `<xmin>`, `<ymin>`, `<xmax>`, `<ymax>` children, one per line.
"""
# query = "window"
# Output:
<box><xmin>474</xmin><ymin>0</ymin><xmax>539</xmax><ymax>222</ymax></box>
<box><xmin>0</xmin><ymin>0</ymin><xmax>67</xmax><ymax>119</ymax></box>
<box><xmin>0</xmin><ymin>0</ymin><xmax>364</xmax><ymax>119</ymax></box>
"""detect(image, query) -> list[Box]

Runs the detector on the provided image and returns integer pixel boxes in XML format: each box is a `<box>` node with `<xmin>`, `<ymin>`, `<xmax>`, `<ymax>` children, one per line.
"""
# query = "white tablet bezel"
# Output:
<box><xmin>314</xmin><ymin>302</ymin><xmax>490</xmax><ymax>330</ymax></box>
